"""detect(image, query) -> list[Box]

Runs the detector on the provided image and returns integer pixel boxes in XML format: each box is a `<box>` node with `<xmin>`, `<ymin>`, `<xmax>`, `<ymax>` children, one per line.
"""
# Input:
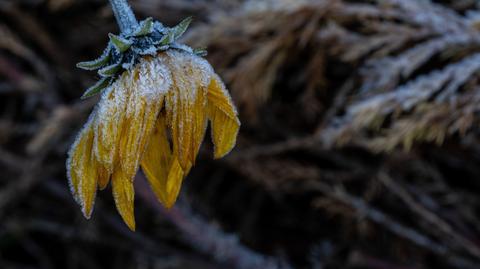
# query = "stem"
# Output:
<box><xmin>109</xmin><ymin>0</ymin><xmax>139</xmax><ymax>34</ymax></box>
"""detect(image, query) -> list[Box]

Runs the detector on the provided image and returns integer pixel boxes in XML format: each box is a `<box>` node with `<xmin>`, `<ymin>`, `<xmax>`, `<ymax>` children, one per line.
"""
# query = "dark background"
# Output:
<box><xmin>1</xmin><ymin>0</ymin><xmax>480</xmax><ymax>268</ymax></box>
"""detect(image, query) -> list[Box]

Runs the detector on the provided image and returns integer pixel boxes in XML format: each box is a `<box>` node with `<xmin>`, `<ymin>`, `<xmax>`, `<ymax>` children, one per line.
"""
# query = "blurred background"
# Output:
<box><xmin>2</xmin><ymin>0</ymin><xmax>480</xmax><ymax>268</ymax></box>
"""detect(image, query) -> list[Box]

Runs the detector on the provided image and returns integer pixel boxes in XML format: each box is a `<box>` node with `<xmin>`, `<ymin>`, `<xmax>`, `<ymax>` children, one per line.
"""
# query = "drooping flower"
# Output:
<box><xmin>67</xmin><ymin>1</ymin><xmax>239</xmax><ymax>231</ymax></box>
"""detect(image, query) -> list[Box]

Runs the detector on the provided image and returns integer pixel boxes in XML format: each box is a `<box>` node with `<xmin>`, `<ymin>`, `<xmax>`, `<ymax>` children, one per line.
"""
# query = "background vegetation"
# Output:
<box><xmin>1</xmin><ymin>0</ymin><xmax>480</xmax><ymax>268</ymax></box>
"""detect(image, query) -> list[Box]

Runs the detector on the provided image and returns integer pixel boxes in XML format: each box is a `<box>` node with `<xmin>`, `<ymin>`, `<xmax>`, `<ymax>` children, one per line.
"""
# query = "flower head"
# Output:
<box><xmin>68</xmin><ymin>11</ymin><xmax>239</xmax><ymax>230</ymax></box>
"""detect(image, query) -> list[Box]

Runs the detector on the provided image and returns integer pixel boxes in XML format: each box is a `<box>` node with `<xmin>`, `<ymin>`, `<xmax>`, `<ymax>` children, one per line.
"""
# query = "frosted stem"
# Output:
<box><xmin>109</xmin><ymin>0</ymin><xmax>139</xmax><ymax>33</ymax></box>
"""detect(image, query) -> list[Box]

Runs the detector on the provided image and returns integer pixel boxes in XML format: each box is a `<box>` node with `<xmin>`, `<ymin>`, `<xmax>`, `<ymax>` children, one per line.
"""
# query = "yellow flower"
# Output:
<box><xmin>67</xmin><ymin>50</ymin><xmax>240</xmax><ymax>230</ymax></box>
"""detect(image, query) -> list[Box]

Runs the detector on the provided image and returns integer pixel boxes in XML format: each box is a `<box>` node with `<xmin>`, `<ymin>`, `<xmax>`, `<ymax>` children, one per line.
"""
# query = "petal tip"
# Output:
<box><xmin>213</xmin><ymin>149</ymin><xmax>232</xmax><ymax>159</ymax></box>
<box><xmin>125</xmin><ymin>218</ymin><xmax>136</xmax><ymax>231</ymax></box>
<box><xmin>81</xmin><ymin>204</ymin><xmax>94</xmax><ymax>220</ymax></box>
<box><xmin>118</xmin><ymin>202</ymin><xmax>136</xmax><ymax>231</ymax></box>
<box><xmin>163</xmin><ymin>201</ymin><xmax>175</xmax><ymax>210</ymax></box>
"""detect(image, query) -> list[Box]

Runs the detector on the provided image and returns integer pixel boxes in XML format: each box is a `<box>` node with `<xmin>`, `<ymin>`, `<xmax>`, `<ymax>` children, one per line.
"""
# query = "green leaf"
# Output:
<box><xmin>81</xmin><ymin>77</ymin><xmax>111</xmax><ymax>99</ymax></box>
<box><xmin>172</xmin><ymin>16</ymin><xmax>192</xmax><ymax>40</ymax></box>
<box><xmin>134</xmin><ymin>17</ymin><xmax>154</xmax><ymax>36</ymax></box>
<box><xmin>98</xmin><ymin>62</ymin><xmax>122</xmax><ymax>77</ymax></box>
<box><xmin>77</xmin><ymin>46</ymin><xmax>112</xmax><ymax>70</ymax></box>
<box><xmin>109</xmin><ymin>33</ymin><xmax>133</xmax><ymax>52</ymax></box>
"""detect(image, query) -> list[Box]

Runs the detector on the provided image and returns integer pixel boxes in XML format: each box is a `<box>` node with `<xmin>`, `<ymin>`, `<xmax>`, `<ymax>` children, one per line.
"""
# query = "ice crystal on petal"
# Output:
<box><xmin>136</xmin><ymin>56</ymin><xmax>172</xmax><ymax>100</ymax></box>
<box><xmin>93</xmin><ymin>86</ymin><xmax>125</xmax><ymax>173</ymax></box>
<box><xmin>165</xmin><ymin>50</ymin><xmax>213</xmax><ymax>92</ymax></box>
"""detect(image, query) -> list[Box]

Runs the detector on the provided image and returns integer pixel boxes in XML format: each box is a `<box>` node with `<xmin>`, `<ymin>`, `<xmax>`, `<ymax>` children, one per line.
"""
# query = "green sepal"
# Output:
<box><xmin>193</xmin><ymin>47</ymin><xmax>208</xmax><ymax>57</ymax></box>
<box><xmin>81</xmin><ymin>77</ymin><xmax>111</xmax><ymax>99</ymax></box>
<box><xmin>98</xmin><ymin>62</ymin><xmax>122</xmax><ymax>77</ymax></box>
<box><xmin>159</xmin><ymin>30</ymin><xmax>175</xmax><ymax>46</ymax></box>
<box><xmin>134</xmin><ymin>17</ymin><xmax>154</xmax><ymax>36</ymax></box>
<box><xmin>172</xmin><ymin>16</ymin><xmax>192</xmax><ymax>40</ymax></box>
<box><xmin>77</xmin><ymin>46</ymin><xmax>112</xmax><ymax>70</ymax></box>
<box><xmin>153</xmin><ymin>17</ymin><xmax>193</xmax><ymax>46</ymax></box>
<box><xmin>109</xmin><ymin>33</ymin><xmax>133</xmax><ymax>52</ymax></box>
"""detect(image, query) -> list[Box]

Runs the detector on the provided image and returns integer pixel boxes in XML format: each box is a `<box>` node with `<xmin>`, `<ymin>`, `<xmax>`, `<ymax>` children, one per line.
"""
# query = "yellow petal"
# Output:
<box><xmin>93</xmin><ymin>56</ymin><xmax>171</xmax><ymax>188</ymax></box>
<box><xmin>165</xmin><ymin>89</ymin><xmax>193</xmax><ymax>170</ymax></box>
<box><xmin>97</xmin><ymin>165</ymin><xmax>110</xmax><ymax>190</ymax></box>
<box><xmin>141</xmin><ymin>115</ymin><xmax>172</xmax><ymax>204</ymax></box>
<box><xmin>141</xmin><ymin>115</ymin><xmax>186</xmax><ymax>209</ymax></box>
<box><xmin>94</xmin><ymin>124</ymin><xmax>112</xmax><ymax>190</ymax></box>
<box><xmin>67</xmin><ymin>120</ymin><xmax>98</xmax><ymax>218</ymax></box>
<box><xmin>191</xmin><ymin>88</ymin><xmax>208</xmax><ymax>164</ymax></box>
<box><xmin>67</xmin><ymin>140</ymin><xmax>82</xmax><ymax>204</ymax></box>
<box><xmin>207</xmin><ymin>75</ymin><xmax>240</xmax><ymax>158</ymax></box>
<box><xmin>163</xmin><ymin>51</ymin><xmax>210</xmax><ymax>170</ymax></box>
<box><xmin>117</xmin><ymin>74</ymin><xmax>164</xmax><ymax>181</ymax></box>
<box><xmin>111</xmin><ymin>57</ymin><xmax>173</xmax><ymax>230</ymax></box>
<box><xmin>93</xmin><ymin>86</ymin><xmax>128</xmax><ymax>181</ymax></box>
<box><xmin>112</xmin><ymin>89</ymin><xmax>161</xmax><ymax>230</ymax></box>
<box><xmin>112</xmin><ymin>167</ymin><xmax>136</xmax><ymax>231</ymax></box>
<box><xmin>164</xmin><ymin>158</ymin><xmax>184</xmax><ymax>208</ymax></box>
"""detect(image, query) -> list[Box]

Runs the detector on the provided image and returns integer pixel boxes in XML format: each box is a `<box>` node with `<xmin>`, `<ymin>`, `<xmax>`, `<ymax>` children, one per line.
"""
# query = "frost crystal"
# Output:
<box><xmin>136</xmin><ymin>56</ymin><xmax>172</xmax><ymax>100</ymax></box>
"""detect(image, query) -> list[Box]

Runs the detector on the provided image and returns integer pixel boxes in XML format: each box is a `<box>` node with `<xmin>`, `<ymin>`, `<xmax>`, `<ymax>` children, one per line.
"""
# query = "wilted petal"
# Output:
<box><xmin>207</xmin><ymin>75</ymin><xmax>240</xmax><ymax>159</ymax></box>
<box><xmin>141</xmin><ymin>115</ymin><xmax>185</xmax><ymax>208</ymax></box>
<box><xmin>118</xmin><ymin>93</ymin><xmax>160</xmax><ymax>180</ymax></box>
<box><xmin>164</xmin><ymin>158</ymin><xmax>184</xmax><ymax>208</ymax></box>
<box><xmin>191</xmin><ymin>89</ymin><xmax>208</xmax><ymax>163</ymax></box>
<box><xmin>67</xmin><ymin>119</ymin><xmax>98</xmax><ymax>218</ymax></box>
<box><xmin>116</xmin><ymin>56</ymin><xmax>170</xmax><ymax>181</ymax></box>
<box><xmin>97</xmin><ymin>165</ymin><xmax>110</xmax><ymax>190</ymax></box>
<box><xmin>141</xmin><ymin>115</ymin><xmax>172</xmax><ymax>204</ymax></box>
<box><xmin>163</xmin><ymin>51</ymin><xmax>211</xmax><ymax>170</ymax></box>
<box><xmin>93</xmin><ymin>86</ymin><xmax>129</xmax><ymax>188</ymax></box>
<box><xmin>165</xmin><ymin>88</ymin><xmax>192</xmax><ymax>170</ymax></box>
<box><xmin>110</xmin><ymin>56</ymin><xmax>171</xmax><ymax>230</ymax></box>
<box><xmin>112</xmin><ymin>167</ymin><xmax>136</xmax><ymax>231</ymax></box>
<box><xmin>93</xmin><ymin>123</ymin><xmax>113</xmax><ymax>190</ymax></box>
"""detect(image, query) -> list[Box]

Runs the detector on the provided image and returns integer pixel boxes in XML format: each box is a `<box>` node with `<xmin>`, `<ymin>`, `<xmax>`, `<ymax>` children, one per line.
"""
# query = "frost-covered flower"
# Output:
<box><xmin>67</xmin><ymin>0</ymin><xmax>239</xmax><ymax>230</ymax></box>
<box><xmin>68</xmin><ymin>51</ymin><xmax>239</xmax><ymax>231</ymax></box>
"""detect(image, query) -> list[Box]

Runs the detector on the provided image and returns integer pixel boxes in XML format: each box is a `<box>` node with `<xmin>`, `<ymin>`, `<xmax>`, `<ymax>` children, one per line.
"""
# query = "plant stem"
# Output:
<box><xmin>109</xmin><ymin>0</ymin><xmax>139</xmax><ymax>34</ymax></box>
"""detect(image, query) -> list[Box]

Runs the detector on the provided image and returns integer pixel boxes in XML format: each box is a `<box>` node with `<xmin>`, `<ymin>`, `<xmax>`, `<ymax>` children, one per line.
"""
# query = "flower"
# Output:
<box><xmin>67</xmin><ymin>50</ymin><xmax>240</xmax><ymax>230</ymax></box>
